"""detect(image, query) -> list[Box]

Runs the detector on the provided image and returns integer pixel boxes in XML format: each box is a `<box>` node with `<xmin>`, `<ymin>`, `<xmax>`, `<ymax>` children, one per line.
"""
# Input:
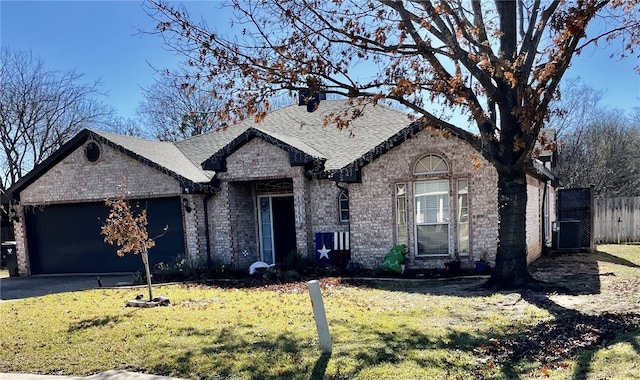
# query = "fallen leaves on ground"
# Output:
<box><xmin>476</xmin><ymin>312</ymin><xmax>640</xmax><ymax>367</ymax></box>
<box><xmin>180</xmin><ymin>277</ymin><xmax>350</xmax><ymax>293</ymax></box>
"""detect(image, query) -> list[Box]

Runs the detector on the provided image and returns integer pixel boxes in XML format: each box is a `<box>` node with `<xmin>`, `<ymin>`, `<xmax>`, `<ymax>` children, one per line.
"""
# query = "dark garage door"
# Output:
<box><xmin>25</xmin><ymin>197</ymin><xmax>185</xmax><ymax>274</ymax></box>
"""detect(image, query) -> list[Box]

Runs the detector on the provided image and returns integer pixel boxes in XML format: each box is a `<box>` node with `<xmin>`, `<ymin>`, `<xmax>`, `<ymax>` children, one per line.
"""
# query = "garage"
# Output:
<box><xmin>24</xmin><ymin>197</ymin><xmax>185</xmax><ymax>274</ymax></box>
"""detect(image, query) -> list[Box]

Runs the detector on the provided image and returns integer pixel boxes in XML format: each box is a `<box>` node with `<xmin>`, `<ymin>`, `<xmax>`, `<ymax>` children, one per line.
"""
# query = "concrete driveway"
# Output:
<box><xmin>0</xmin><ymin>274</ymin><xmax>137</xmax><ymax>301</ymax></box>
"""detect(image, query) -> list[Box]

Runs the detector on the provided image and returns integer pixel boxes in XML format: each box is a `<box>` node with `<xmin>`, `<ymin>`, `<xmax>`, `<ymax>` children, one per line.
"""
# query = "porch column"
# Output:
<box><xmin>182</xmin><ymin>193</ymin><xmax>205</xmax><ymax>263</ymax></box>
<box><xmin>210</xmin><ymin>182</ymin><xmax>234</xmax><ymax>267</ymax></box>
<box><xmin>13</xmin><ymin>204</ymin><xmax>30</xmax><ymax>276</ymax></box>
<box><xmin>292</xmin><ymin>169</ymin><xmax>311</xmax><ymax>257</ymax></box>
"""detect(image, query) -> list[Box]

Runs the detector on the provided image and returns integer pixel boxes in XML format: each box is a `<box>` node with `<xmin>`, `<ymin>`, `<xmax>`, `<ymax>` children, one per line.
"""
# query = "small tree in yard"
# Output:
<box><xmin>102</xmin><ymin>178</ymin><xmax>164</xmax><ymax>301</ymax></box>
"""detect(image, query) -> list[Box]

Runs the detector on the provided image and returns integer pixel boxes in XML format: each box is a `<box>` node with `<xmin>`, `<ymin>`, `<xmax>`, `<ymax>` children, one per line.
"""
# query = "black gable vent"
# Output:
<box><xmin>85</xmin><ymin>141</ymin><xmax>101</xmax><ymax>162</ymax></box>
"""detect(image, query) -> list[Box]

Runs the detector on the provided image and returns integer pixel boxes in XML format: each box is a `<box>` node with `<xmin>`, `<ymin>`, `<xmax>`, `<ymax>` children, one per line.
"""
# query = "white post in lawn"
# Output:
<box><xmin>307</xmin><ymin>280</ymin><xmax>332</xmax><ymax>353</ymax></box>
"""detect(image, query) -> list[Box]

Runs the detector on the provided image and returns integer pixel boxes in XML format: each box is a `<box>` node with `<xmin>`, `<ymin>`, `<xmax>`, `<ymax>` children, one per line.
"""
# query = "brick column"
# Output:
<box><xmin>292</xmin><ymin>169</ymin><xmax>311</xmax><ymax>257</ymax></box>
<box><xmin>210</xmin><ymin>182</ymin><xmax>234</xmax><ymax>267</ymax></box>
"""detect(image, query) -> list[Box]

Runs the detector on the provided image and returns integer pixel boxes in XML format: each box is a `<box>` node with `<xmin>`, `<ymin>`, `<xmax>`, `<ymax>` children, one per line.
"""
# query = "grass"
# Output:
<box><xmin>1</xmin><ymin>244</ymin><xmax>639</xmax><ymax>379</ymax></box>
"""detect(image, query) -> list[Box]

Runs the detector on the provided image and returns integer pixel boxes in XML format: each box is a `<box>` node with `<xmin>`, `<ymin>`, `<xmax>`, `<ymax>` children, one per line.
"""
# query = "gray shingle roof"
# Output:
<box><xmin>180</xmin><ymin>100</ymin><xmax>412</xmax><ymax>172</ymax></box>
<box><xmin>82</xmin><ymin>100</ymin><xmax>413</xmax><ymax>186</ymax></box>
<box><xmin>91</xmin><ymin>129</ymin><xmax>213</xmax><ymax>183</ymax></box>
<box><xmin>174</xmin><ymin>123</ymin><xmax>251</xmax><ymax>170</ymax></box>
<box><xmin>253</xmin><ymin>127</ymin><xmax>327</xmax><ymax>160</ymax></box>
<box><xmin>9</xmin><ymin>104</ymin><xmax>414</xmax><ymax>199</ymax></box>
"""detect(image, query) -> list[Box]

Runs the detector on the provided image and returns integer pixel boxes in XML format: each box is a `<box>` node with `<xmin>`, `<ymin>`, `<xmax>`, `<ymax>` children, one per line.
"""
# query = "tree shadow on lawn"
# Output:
<box><xmin>150</xmin><ymin>326</ymin><xmax>324</xmax><ymax>380</ymax></box>
<box><xmin>330</xmin><ymin>301</ymin><xmax>638</xmax><ymax>379</ymax></box>
<box><xmin>85</xmin><ymin>250</ymin><xmax>637</xmax><ymax>380</ymax></box>
<box><xmin>118</xmin><ymin>296</ymin><xmax>636</xmax><ymax>379</ymax></box>
<box><xmin>500</xmin><ymin>292</ymin><xmax>640</xmax><ymax>379</ymax></box>
<box><xmin>67</xmin><ymin>310</ymin><xmax>138</xmax><ymax>332</ymax></box>
<box><xmin>154</xmin><ymin>322</ymin><xmax>490</xmax><ymax>379</ymax></box>
<box><xmin>528</xmin><ymin>250</ymin><xmax>639</xmax><ymax>296</ymax></box>
<box><xmin>341</xmin><ymin>249</ymin><xmax>640</xmax><ymax>379</ymax></box>
<box><xmin>330</xmin><ymin>325</ymin><xmax>486</xmax><ymax>377</ymax></box>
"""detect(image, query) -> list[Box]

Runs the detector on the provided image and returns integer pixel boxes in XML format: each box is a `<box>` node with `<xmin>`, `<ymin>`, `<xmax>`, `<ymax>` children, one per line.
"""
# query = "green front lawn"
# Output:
<box><xmin>1</xmin><ymin>245</ymin><xmax>639</xmax><ymax>379</ymax></box>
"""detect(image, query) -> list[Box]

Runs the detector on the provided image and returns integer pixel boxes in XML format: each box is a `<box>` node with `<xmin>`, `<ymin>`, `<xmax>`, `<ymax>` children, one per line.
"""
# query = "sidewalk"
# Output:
<box><xmin>0</xmin><ymin>370</ymin><xmax>188</xmax><ymax>380</ymax></box>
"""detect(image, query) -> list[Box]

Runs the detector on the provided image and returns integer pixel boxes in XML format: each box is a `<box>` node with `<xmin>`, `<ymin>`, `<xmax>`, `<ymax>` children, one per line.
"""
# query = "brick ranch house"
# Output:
<box><xmin>8</xmin><ymin>100</ymin><xmax>560</xmax><ymax>276</ymax></box>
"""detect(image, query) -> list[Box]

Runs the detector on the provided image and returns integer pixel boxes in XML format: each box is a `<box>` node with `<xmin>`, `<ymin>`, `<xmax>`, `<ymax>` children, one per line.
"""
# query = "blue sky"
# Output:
<box><xmin>1</xmin><ymin>0</ymin><xmax>639</xmax><ymax>122</ymax></box>
<box><xmin>0</xmin><ymin>0</ymin><xmax>228</xmax><ymax>119</ymax></box>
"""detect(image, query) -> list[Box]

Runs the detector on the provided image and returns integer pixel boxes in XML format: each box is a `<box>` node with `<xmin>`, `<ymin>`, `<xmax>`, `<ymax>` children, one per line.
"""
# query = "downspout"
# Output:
<box><xmin>541</xmin><ymin>179</ymin><xmax>549</xmax><ymax>255</ymax></box>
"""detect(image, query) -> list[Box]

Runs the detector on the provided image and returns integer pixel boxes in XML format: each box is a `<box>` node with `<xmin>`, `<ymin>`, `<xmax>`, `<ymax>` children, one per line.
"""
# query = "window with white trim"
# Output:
<box><xmin>339</xmin><ymin>189</ymin><xmax>349</xmax><ymax>223</ymax></box>
<box><xmin>415</xmin><ymin>180</ymin><xmax>450</xmax><ymax>255</ymax></box>
<box><xmin>457</xmin><ymin>179</ymin><xmax>469</xmax><ymax>254</ymax></box>
<box><xmin>412</xmin><ymin>154</ymin><xmax>451</xmax><ymax>256</ymax></box>
<box><xmin>395</xmin><ymin>183</ymin><xmax>408</xmax><ymax>245</ymax></box>
<box><xmin>414</xmin><ymin>154</ymin><xmax>448</xmax><ymax>175</ymax></box>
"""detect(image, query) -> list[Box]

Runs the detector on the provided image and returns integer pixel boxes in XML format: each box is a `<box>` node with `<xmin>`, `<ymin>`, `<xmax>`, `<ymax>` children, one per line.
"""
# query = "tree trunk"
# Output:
<box><xmin>141</xmin><ymin>247</ymin><xmax>154</xmax><ymax>301</ymax></box>
<box><xmin>486</xmin><ymin>165</ymin><xmax>535</xmax><ymax>288</ymax></box>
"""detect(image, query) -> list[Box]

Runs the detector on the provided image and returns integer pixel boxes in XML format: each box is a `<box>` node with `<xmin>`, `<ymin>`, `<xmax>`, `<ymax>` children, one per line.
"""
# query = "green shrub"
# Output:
<box><xmin>154</xmin><ymin>254</ymin><xmax>207</xmax><ymax>280</ymax></box>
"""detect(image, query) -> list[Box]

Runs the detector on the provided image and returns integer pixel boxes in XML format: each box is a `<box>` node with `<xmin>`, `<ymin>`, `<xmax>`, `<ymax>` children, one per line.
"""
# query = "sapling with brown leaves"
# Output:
<box><xmin>101</xmin><ymin>177</ymin><xmax>167</xmax><ymax>301</ymax></box>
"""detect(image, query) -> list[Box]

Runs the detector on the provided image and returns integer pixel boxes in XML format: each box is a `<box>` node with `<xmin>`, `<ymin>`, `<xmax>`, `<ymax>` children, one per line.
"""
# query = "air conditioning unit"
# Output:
<box><xmin>552</xmin><ymin>220</ymin><xmax>581</xmax><ymax>250</ymax></box>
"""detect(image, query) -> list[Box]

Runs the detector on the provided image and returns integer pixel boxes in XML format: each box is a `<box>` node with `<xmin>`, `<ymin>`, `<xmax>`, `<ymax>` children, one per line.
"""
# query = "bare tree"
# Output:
<box><xmin>0</xmin><ymin>48</ymin><xmax>112</xmax><ymax>190</ymax></box>
<box><xmin>550</xmin><ymin>80</ymin><xmax>640</xmax><ymax>197</ymax></box>
<box><xmin>556</xmin><ymin>109</ymin><xmax>640</xmax><ymax>197</ymax></box>
<box><xmin>105</xmin><ymin>115</ymin><xmax>153</xmax><ymax>139</ymax></box>
<box><xmin>137</xmin><ymin>69</ymin><xmax>298</xmax><ymax>141</ymax></box>
<box><xmin>137</xmin><ymin>69</ymin><xmax>227</xmax><ymax>141</ymax></box>
<box><xmin>147</xmin><ymin>0</ymin><xmax>640</xmax><ymax>288</ymax></box>
<box><xmin>548</xmin><ymin>77</ymin><xmax>607</xmax><ymax>137</ymax></box>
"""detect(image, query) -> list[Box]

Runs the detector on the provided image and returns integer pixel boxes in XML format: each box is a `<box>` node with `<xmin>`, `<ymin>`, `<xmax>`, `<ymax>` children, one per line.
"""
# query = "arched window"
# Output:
<box><xmin>413</xmin><ymin>154</ymin><xmax>450</xmax><ymax>256</ymax></box>
<box><xmin>414</xmin><ymin>154</ymin><xmax>448</xmax><ymax>175</ymax></box>
<box><xmin>338</xmin><ymin>189</ymin><xmax>349</xmax><ymax>223</ymax></box>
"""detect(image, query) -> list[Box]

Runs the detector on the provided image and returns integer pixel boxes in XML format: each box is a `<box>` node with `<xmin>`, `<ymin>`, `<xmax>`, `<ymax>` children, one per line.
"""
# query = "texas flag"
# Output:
<box><xmin>314</xmin><ymin>232</ymin><xmax>350</xmax><ymax>268</ymax></box>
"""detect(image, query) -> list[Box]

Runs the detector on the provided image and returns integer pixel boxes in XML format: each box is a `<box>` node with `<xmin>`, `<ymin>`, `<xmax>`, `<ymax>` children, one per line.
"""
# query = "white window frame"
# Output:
<box><xmin>395</xmin><ymin>183</ymin><xmax>408</xmax><ymax>246</ymax></box>
<box><xmin>414</xmin><ymin>179</ymin><xmax>451</xmax><ymax>256</ymax></box>
<box><xmin>338</xmin><ymin>189</ymin><xmax>349</xmax><ymax>223</ymax></box>
<box><xmin>414</xmin><ymin>154</ymin><xmax>449</xmax><ymax>175</ymax></box>
<box><xmin>457</xmin><ymin>178</ymin><xmax>469</xmax><ymax>255</ymax></box>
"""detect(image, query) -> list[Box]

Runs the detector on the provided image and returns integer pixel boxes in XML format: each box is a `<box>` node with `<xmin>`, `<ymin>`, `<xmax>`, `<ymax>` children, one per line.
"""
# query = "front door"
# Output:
<box><xmin>258</xmin><ymin>195</ymin><xmax>296</xmax><ymax>264</ymax></box>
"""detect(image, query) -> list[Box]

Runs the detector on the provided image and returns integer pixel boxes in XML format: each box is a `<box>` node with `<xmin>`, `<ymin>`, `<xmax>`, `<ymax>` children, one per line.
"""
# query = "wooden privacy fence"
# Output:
<box><xmin>594</xmin><ymin>196</ymin><xmax>640</xmax><ymax>244</ymax></box>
